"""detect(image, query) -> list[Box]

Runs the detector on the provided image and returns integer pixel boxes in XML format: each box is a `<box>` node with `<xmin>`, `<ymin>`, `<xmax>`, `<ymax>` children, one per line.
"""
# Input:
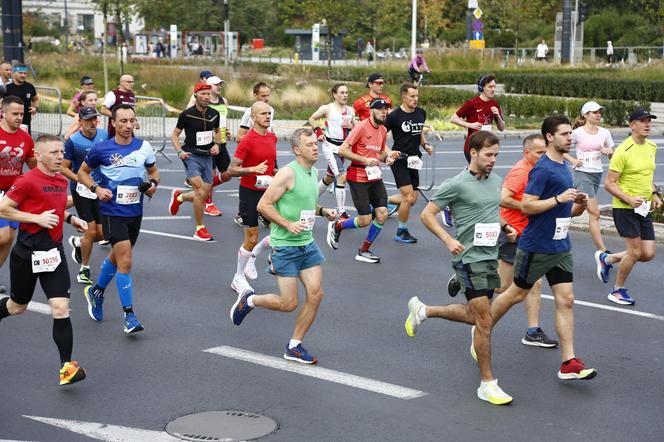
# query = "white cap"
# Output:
<box><xmin>581</xmin><ymin>101</ymin><xmax>604</xmax><ymax>116</ymax></box>
<box><xmin>206</xmin><ymin>76</ymin><xmax>224</xmax><ymax>85</ymax></box>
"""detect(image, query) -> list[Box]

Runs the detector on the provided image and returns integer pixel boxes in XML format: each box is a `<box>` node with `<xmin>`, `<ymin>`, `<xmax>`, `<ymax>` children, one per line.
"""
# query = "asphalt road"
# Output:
<box><xmin>1</xmin><ymin>136</ymin><xmax>663</xmax><ymax>441</ymax></box>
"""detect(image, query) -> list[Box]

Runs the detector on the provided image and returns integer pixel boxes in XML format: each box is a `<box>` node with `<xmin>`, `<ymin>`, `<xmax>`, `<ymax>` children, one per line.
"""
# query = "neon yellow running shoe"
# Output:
<box><xmin>470</xmin><ymin>325</ymin><xmax>478</xmax><ymax>363</ymax></box>
<box><xmin>477</xmin><ymin>379</ymin><xmax>513</xmax><ymax>405</ymax></box>
<box><xmin>404</xmin><ymin>296</ymin><xmax>426</xmax><ymax>337</ymax></box>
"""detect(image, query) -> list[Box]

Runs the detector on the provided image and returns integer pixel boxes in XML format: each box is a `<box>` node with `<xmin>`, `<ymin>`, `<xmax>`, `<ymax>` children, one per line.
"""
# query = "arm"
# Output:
<box><xmin>420</xmin><ymin>202</ymin><xmax>464</xmax><ymax>255</ymax></box>
<box><xmin>0</xmin><ymin>195</ymin><xmax>59</xmax><ymax>229</ymax></box>
<box><xmin>500</xmin><ymin>187</ymin><xmax>522</xmax><ymax>211</ymax></box>
<box><xmin>563</xmin><ymin>152</ymin><xmax>582</xmax><ymax>167</ymax></box>
<box><xmin>420</xmin><ymin>131</ymin><xmax>433</xmax><ymax>155</ymax></box>
<box><xmin>256</xmin><ymin>167</ymin><xmax>305</xmax><ymax>234</ymax></box>
<box><xmin>210</xmin><ymin>127</ymin><xmax>221</xmax><ymax>156</ymax></box>
<box><xmin>61</xmin><ymin>159</ymin><xmax>78</xmax><ymax>183</ymax></box>
<box><xmin>26</xmin><ymin>157</ymin><xmax>37</xmax><ymax>169</ymax></box>
<box><xmin>100</xmin><ymin>105</ymin><xmax>112</xmax><ymax>118</ymax></box>
<box><xmin>144</xmin><ymin>164</ymin><xmax>160</xmax><ymax>197</ymax></box>
<box><xmin>66</xmin><ymin>100</ymin><xmax>77</xmax><ymax>118</ymax></box>
<box><xmin>171</xmin><ymin>127</ymin><xmax>190</xmax><ymax>160</ymax></box>
<box><xmin>100</xmin><ymin>91</ymin><xmax>114</xmax><ymax>117</ymax></box>
<box><xmin>450</xmin><ymin>113</ymin><xmax>481</xmax><ymax>131</ymax></box>
<box><xmin>227</xmin><ymin>156</ymin><xmax>267</xmax><ymax>177</ymax></box>
<box><xmin>78</xmin><ymin>161</ymin><xmax>113</xmax><ymax>201</ymax></box>
<box><xmin>521</xmin><ymin>190</ymin><xmax>579</xmax><ymax>215</ymax></box>
<box><xmin>338</xmin><ymin>140</ymin><xmax>377</xmax><ymax>166</ymax></box>
<box><xmin>63</xmin><ymin>117</ymin><xmax>81</xmax><ymax>141</ymax></box>
<box><xmin>185</xmin><ymin>94</ymin><xmax>196</xmax><ymax>109</ymax></box>
<box><xmin>495</xmin><ymin>112</ymin><xmax>506</xmax><ymax>132</ymax></box>
<box><xmin>604</xmin><ymin>169</ymin><xmax>644</xmax><ymax>208</ymax></box>
<box><xmin>236</xmin><ymin>127</ymin><xmax>249</xmax><ymax>143</ymax></box>
<box><xmin>30</xmin><ymin>94</ymin><xmax>39</xmax><ymax>115</ymax></box>
<box><xmin>308</xmin><ymin>105</ymin><xmax>327</xmax><ymax>141</ymax></box>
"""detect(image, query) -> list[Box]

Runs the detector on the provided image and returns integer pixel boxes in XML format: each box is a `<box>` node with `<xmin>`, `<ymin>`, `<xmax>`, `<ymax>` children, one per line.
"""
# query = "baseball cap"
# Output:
<box><xmin>367</xmin><ymin>73</ymin><xmax>384</xmax><ymax>86</ymax></box>
<box><xmin>193</xmin><ymin>82</ymin><xmax>212</xmax><ymax>93</ymax></box>
<box><xmin>206</xmin><ymin>76</ymin><xmax>224</xmax><ymax>86</ymax></box>
<box><xmin>369</xmin><ymin>98</ymin><xmax>388</xmax><ymax>109</ymax></box>
<box><xmin>80</xmin><ymin>76</ymin><xmax>94</xmax><ymax>85</ymax></box>
<box><xmin>199</xmin><ymin>70</ymin><xmax>214</xmax><ymax>79</ymax></box>
<box><xmin>629</xmin><ymin>109</ymin><xmax>657</xmax><ymax>122</ymax></box>
<box><xmin>580</xmin><ymin>101</ymin><xmax>604</xmax><ymax>116</ymax></box>
<box><xmin>13</xmin><ymin>65</ymin><xmax>28</xmax><ymax>73</ymax></box>
<box><xmin>79</xmin><ymin>106</ymin><xmax>100</xmax><ymax>120</ymax></box>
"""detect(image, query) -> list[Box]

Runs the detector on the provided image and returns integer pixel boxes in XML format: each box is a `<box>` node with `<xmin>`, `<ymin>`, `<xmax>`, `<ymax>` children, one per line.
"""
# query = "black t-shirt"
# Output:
<box><xmin>176</xmin><ymin>105</ymin><xmax>220</xmax><ymax>153</ymax></box>
<box><xmin>5</xmin><ymin>81</ymin><xmax>37</xmax><ymax>130</ymax></box>
<box><xmin>385</xmin><ymin>106</ymin><xmax>427</xmax><ymax>157</ymax></box>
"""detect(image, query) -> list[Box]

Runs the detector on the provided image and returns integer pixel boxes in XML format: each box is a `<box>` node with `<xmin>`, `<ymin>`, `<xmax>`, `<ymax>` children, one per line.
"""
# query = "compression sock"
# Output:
<box><xmin>334</xmin><ymin>185</ymin><xmax>346</xmax><ymax>213</ymax></box>
<box><xmin>398</xmin><ymin>222</ymin><xmax>408</xmax><ymax>230</ymax></box>
<box><xmin>0</xmin><ymin>297</ymin><xmax>10</xmax><ymax>320</ymax></box>
<box><xmin>236</xmin><ymin>246</ymin><xmax>252</xmax><ymax>277</ymax></box>
<box><xmin>360</xmin><ymin>220</ymin><xmax>383</xmax><ymax>252</ymax></box>
<box><xmin>53</xmin><ymin>317</ymin><xmax>73</xmax><ymax>364</ymax></box>
<box><xmin>318</xmin><ymin>178</ymin><xmax>330</xmax><ymax>196</ymax></box>
<box><xmin>252</xmin><ymin>236</ymin><xmax>271</xmax><ymax>258</ymax></box>
<box><xmin>336</xmin><ymin>217</ymin><xmax>360</xmax><ymax>232</ymax></box>
<box><xmin>116</xmin><ymin>272</ymin><xmax>133</xmax><ymax>309</ymax></box>
<box><xmin>97</xmin><ymin>257</ymin><xmax>117</xmax><ymax>290</ymax></box>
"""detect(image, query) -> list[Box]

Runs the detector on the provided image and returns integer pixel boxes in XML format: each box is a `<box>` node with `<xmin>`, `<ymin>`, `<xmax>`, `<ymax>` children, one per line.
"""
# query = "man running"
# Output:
<box><xmin>228</xmin><ymin>101</ymin><xmax>277</xmax><ymax>293</ymax></box>
<box><xmin>168</xmin><ymin>82</ymin><xmax>220</xmax><ymax>241</ymax></box>
<box><xmin>237</xmin><ymin>82</ymin><xmax>274</xmax><ymax>142</ymax></box>
<box><xmin>308</xmin><ymin>83</ymin><xmax>355</xmax><ymax>218</ymax></box>
<box><xmin>326</xmin><ymin>98</ymin><xmax>399</xmax><ymax>263</ymax></box>
<box><xmin>230</xmin><ymin>128</ymin><xmax>337</xmax><ymax>364</ymax></box>
<box><xmin>0</xmin><ymin>135</ymin><xmax>88</xmax><ymax>386</ymax></box>
<box><xmin>406</xmin><ymin>131</ymin><xmax>517</xmax><ymax>405</ymax></box>
<box><xmin>78</xmin><ymin>104</ymin><xmax>160</xmax><ymax>334</ymax></box>
<box><xmin>385</xmin><ymin>83</ymin><xmax>432</xmax><ymax>243</ymax></box>
<box><xmin>5</xmin><ymin>63</ymin><xmax>39</xmax><ymax>133</ymax></box>
<box><xmin>0</xmin><ymin>96</ymin><xmax>36</xmax><ymax>294</ymax></box>
<box><xmin>101</xmin><ymin>75</ymin><xmax>136</xmax><ymax>137</ymax></box>
<box><xmin>62</xmin><ymin>106</ymin><xmax>109</xmax><ymax>284</ymax></box>
<box><xmin>602</xmin><ymin>109</ymin><xmax>660</xmax><ymax>305</ymax></box>
<box><xmin>352</xmin><ymin>73</ymin><xmax>392</xmax><ymax>121</ymax></box>
<box><xmin>489</xmin><ymin>116</ymin><xmax>597</xmax><ymax>382</ymax></box>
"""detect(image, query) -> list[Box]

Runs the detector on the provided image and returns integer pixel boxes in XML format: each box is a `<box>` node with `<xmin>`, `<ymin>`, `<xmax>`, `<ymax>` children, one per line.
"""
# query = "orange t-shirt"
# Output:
<box><xmin>352</xmin><ymin>93</ymin><xmax>392</xmax><ymax>121</ymax></box>
<box><xmin>500</xmin><ymin>158</ymin><xmax>532</xmax><ymax>235</ymax></box>
<box><xmin>345</xmin><ymin>119</ymin><xmax>387</xmax><ymax>183</ymax></box>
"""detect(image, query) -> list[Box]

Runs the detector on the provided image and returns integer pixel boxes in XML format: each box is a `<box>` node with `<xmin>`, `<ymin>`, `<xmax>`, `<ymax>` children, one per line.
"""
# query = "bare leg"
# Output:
<box><xmin>551</xmin><ymin>282</ymin><xmax>575</xmax><ymax>361</ymax></box>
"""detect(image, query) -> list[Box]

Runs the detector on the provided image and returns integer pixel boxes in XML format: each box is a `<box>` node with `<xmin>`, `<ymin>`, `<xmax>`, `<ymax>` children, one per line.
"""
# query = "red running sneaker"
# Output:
<box><xmin>194</xmin><ymin>226</ymin><xmax>215</xmax><ymax>242</ymax></box>
<box><xmin>557</xmin><ymin>357</ymin><xmax>597</xmax><ymax>380</ymax></box>
<box><xmin>169</xmin><ymin>189</ymin><xmax>183</xmax><ymax>215</ymax></box>
<box><xmin>204</xmin><ymin>203</ymin><xmax>223</xmax><ymax>216</ymax></box>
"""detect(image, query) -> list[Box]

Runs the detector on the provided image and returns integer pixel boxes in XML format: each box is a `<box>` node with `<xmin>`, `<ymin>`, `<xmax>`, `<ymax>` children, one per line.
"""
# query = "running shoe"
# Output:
<box><xmin>98</xmin><ymin>239</ymin><xmax>110</xmax><ymax>246</ymax></box>
<box><xmin>441</xmin><ymin>206</ymin><xmax>454</xmax><ymax>227</ymax></box>
<box><xmin>168</xmin><ymin>189</ymin><xmax>183</xmax><ymax>215</ymax></box>
<box><xmin>77</xmin><ymin>267</ymin><xmax>93</xmax><ymax>285</ymax></box>
<box><xmin>68</xmin><ymin>236</ymin><xmax>82</xmax><ymax>264</ymax></box>
<box><xmin>258</xmin><ymin>213</ymin><xmax>270</xmax><ymax>227</ymax></box>
<box><xmin>521</xmin><ymin>328</ymin><xmax>559</xmax><ymax>348</ymax></box>
<box><xmin>477</xmin><ymin>379</ymin><xmax>513</xmax><ymax>405</ymax></box>
<box><xmin>59</xmin><ymin>361</ymin><xmax>87</xmax><ymax>386</ymax></box>
<box><xmin>557</xmin><ymin>357</ymin><xmax>597</xmax><ymax>380</ymax></box>
<box><xmin>405</xmin><ymin>296</ymin><xmax>426</xmax><ymax>337</ymax></box>
<box><xmin>355</xmin><ymin>249</ymin><xmax>380</xmax><ymax>263</ymax></box>
<box><xmin>183</xmin><ymin>178</ymin><xmax>192</xmax><ymax>188</ymax></box>
<box><xmin>266</xmin><ymin>253</ymin><xmax>276</xmax><ymax>276</ymax></box>
<box><xmin>233</xmin><ymin>214</ymin><xmax>244</xmax><ymax>227</ymax></box>
<box><xmin>231</xmin><ymin>274</ymin><xmax>253</xmax><ymax>294</ymax></box>
<box><xmin>123</xmin><ymin>312</ymin><xmax>144</xmax><ymax>334</ymax></box>
<box><xmin>594</xmin><ymin>250</ymin><xmax>613</xmax><ymax>283</ymax></box>
<box><xmin>470</xmin><ymin>325</ymin><xmax>478</xmax><ymax>363</ymax></box>
<box><xmin>326</xmin><ymin>221</ymin><xmax>340</xmax><ymax>250</ymax></box>
<box><xmin>339</xmin><ymin>211</ymin><xmax>350</xmax><ymax>221</ymax></box>
<box><xmin>447</xmin><ymin>274</ymin><xmax>461</xmax><ymax>297</ymax></box>
<box><xmin>394</xmin><ymin>228</ymin><xmax>417</xmax><ymax>244</ymax></box>
<box><xmin>283</xmin><ymin>343</ymin><xmax>317</xmax><ymax>364</ymax></box>
<box><xmin>83</xmin><ymin>285</ymin><xmax>104</xmax><ymax>321</ymax></box>
<box><xmin>245</xmin><ymin>254</ymin><xmax>258</xmax><ymax>280</ymax></box>
<box><xmin>387</xmin><ymin>203</ymin><xmax>400</xmax><ymax>217</ymax></box>
<box><xmin>193</xmin><ymin>227</ymin><xmax>215</xmax><ymax>242</ymax></box>
<box><xmin>204</xmin><ymin>202</ymin><xmax>223</xmax><ymax>217</ymax></box>
<box><xmin>608</xmin><ymin>287</ymin><xmax>635</xmax><ymax>305</ymax></box>
<box><xmin>230</xmin><ymin>289</ymin><xmax>254</xmax><ymax>326</ymax></box>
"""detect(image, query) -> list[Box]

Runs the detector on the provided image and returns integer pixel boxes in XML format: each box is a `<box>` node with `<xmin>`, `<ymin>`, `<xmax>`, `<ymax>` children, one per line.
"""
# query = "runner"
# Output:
<box><xmin>66</xmin><ymin>76</ymin><xmax>95</xmax><ymax>117</ymax></box>
<box><xmin>77</xmin><ymin>104</ymin><xmax>160</xmax><ymax>334</ymax></box>
<box><xmin>237</xmin><ymin>82</ymin><xmax>275</xmax><ymax>142</ymax></box>
<box><xmin>0</xmin><ymin>96</ymin><xmax>36</xmax><ymax>294</ymax></box>
<box><xmin>101</xmin><ymin>75</ymin><xmax>136</xmax><ymax>137</ymax></box>
<box><xmin>5</xmin><ymin>63</ymin><xmax>39</xmax><ymax>133</ymax></box>
<box><xmin>602</xmin><ymin>109</ymin><xmax>660</xmax><ymax>305</ymax></box>
<box><xmin>384</xmin><ymin>83</ymin><xmax>432</xmax><ymax>243</ymax></box>
<box><xmin>352</xmin><ymin>73</ymin><xmax>393</xmax><ymax>121</ymax></box>
<box><xmin>308</xmin><ymin>83</ymin><xmax>355</xmax><ymax>218</ymax></box>
<box><xmin>498</xmin><ymin>134</ymin><xmax>558</xmax><ymax>347</ymax></box>
<box><xmin>0</xmin><ymin>60</ymin><xmax>11</xmax><ymax>87</ymax></box>
<box><xmin>184</xmin><ymin>70</ymin><xmax>215</xmax><ymax>108</ymax></box>
<box><xmin>0</xmin><ymin>134</ymin><xmax>88</xmax><ymax>386</ymax></box>
<box><xmin>406</xmin><ymin>131</ymin><xmax>517</xmax><ymax>405</ymax></box>
<box><xmin>62</xmin><ymin>106</ymin><xmax>109</xmax><ymax>284</ymax></box>
<box><xmin>228</xmin><ymin>101</ymin><xmax>277</xmax><ymax>293</ymax></box>
<box><xmin>167</xmin><ymin>82</ymin><xmax>221</xmax><ymax>241</ymax></box>
<box><xmin>63</xmin><ymin>91</ymin><xmax>99</xmax><ymax>140</ymax></box>
<box><xmin>230</xmin><ymin>128</ymin><xmax>337</xmax><ymax>364</ymax></box>
<box><xmin>326</xmin><ymin>98</ymin><xmax>399</xmax><ymax>263</ymax></box>
<box><xmin>489</xmin><ymin>115</ymin><xmax>598</xmax><ymax>381</ymax></box>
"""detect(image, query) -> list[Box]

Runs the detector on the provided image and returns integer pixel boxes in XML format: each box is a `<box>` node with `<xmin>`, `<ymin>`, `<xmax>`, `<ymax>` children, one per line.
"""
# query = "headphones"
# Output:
<box><xmin>477</xmin><ymin>75</ymin><xmax>489</xmax><ymax>93</ymax></box>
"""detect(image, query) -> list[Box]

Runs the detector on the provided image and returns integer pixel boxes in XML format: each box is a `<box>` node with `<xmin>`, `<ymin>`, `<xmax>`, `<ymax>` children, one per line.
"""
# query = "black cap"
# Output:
<box><xmin>80</xmin><ymin>76</ymin><xmax>93</xmax><ymax>85</ymax></box>
<box><xmin>79</xmin><ymin>106</ymin><xmax>100</xmax><ymax>120</ymax></box>
<box><xmin>369</xmin><ymin>98</ymin><xmax>388</xmax><ymax>109</ymax></box>
<box><xmin>199</xmin><ymin>70</ymin><xmax>214</xmax><ymax>79</ymax></box>
<box><xmin>366</xmin><ymin>73</ymin><xmax>384</xmax><ymax>86</ymax></box>
<box><xmin>629</xmin><ymin>109</ymin><xmax>657</xmax><ymax>122</ymax></box>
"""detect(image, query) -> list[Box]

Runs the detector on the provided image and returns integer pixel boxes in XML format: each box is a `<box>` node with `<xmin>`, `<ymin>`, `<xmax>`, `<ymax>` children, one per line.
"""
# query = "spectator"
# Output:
<box><xmin>536</xmin><ymin>40</ymin><xmax>549</xmax><ymax>62</ymax></box>
<box><xmin>66</xmin><ymin>76</ymin><xmax>95</xmax><ymax>117</ymax></box>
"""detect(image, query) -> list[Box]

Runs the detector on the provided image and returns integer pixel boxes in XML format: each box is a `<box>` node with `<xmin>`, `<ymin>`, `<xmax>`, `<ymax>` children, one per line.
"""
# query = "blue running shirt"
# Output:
<box><xmin>64</xmin><ymin>129</ymin><xmax>109</xmax><ymax>192</ymax></box>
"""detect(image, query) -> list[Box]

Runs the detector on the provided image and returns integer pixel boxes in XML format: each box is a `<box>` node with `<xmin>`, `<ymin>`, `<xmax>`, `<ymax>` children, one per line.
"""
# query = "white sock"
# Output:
<box><xmin>74</xmin><ymin>236</ymin><xmax>82</xmax><ymax>247</ymax></box>
<box><xmin>252</xmin><ymin>236</ymin><xmax>271</xmax><ymax>258</ymax></box>
<box><xmin>246</xmin><ymin>295</ymin><xmax>255</xmax><ymax>307</ymax></box>
<box><xmin>236</xmin><ymin>246</ymin><xmax>252</xmax><ymax>277</ymax></box>
<box><xmin>334</xmin><ymin>186</ymin><xmax>346</xmax><ymax>213</ymax></box>
<box><xmin>481</xmin><ymin>379</ymin><xmax>497</xmax><ymax>387</ymax></box>
<box><xmin>79</xmin><ymin>265</ymin><xmax>89</xmax><ymax>270</ymax></box>
<box><xmin>288</xmin><ymin>339</ymin><xmax>302</xmax><ymax>349</ymax></box>
<box><xmin>318</xmin><ymin>179</ymin><xmax>329</xmax><ymax>196</ymax></box>
<box><xmin>417</xmin><ymin>306</ymin><xmax>427</xmax><ymax>321</ymax></box>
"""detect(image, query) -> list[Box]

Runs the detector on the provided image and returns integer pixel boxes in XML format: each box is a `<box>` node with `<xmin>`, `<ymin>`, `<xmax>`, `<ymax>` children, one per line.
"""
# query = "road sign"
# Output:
<box><xmin>472</xmin><ymin>19</ymin><xmax>484</xmax><ymax>32</ymax></box>
<box><xmin>473</xmin><ymin>8</ymin><xmax>483</xmax><ymax>20</ymax></box>
<box><xmin>473</xmin><ymin>31</ymin><xmax>483</xmax><ymax>41</ymax></box>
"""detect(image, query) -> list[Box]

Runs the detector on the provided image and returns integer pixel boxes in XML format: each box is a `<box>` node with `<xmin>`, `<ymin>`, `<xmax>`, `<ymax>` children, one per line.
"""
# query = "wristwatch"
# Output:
<box><xmin>89</xmin><ymin>184</ymin><xmax>98</xmax><ymax>193</ymax></box>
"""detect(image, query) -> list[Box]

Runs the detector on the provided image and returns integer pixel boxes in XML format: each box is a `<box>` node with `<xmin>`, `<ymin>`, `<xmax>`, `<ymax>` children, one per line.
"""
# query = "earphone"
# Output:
<box><xmin>477</xmin><ymin>75</ymin><xmax>488</xmax><ymax>92</ymax></box>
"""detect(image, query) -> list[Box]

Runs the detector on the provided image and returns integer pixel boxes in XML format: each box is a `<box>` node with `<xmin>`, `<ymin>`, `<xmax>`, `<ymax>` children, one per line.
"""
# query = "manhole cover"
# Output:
<box><xmin>166</xmin><ymin>411</ymin><xmax>278</xmax><ymax>441</ymax></box>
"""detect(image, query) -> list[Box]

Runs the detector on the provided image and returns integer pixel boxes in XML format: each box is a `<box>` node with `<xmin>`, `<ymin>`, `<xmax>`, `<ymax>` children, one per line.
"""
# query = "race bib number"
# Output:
<box><xmin>116</xmin><ymin>185</ymin><xmax>140</xmax><ymax>205</ymax></box>
<box><xmin>76</xmin><ymin>182</ymin><xmax>98</xmax><ymax>200</ymax></box>
<box><xmin>365</xmin><ymin>166</ymin><xmax>382</xmax><ymax>181</ymax></box>
<box><xmin>473</xmin><ymin>223</ymin><xmax>500</xmax><ymax>246</ymax></box>
<box><xmin>299</xmin><ymin>209</ymin><xmax>316</xmax><ymax>231</ymax></box>
<box><xmin>407</xmin><ymin>156</ymin><xmax>423</xmax><ymax>170</ymax></box>
<box><xmin>255</xmin><ymin>175</ymin><xmax>272</xmax><ymax>189</ymax></box>
<box><xmin>635</xmin><ymin>199</ymin><xmax>651</xmax><ymax>217</ymax></box>
<box><xmin>196</xmin><ymin>130</ymin><xmax>213</xmax><ymax>146</ymax></box>
<box><xmin>480</xmin><ymin>124</ymin><xmax>493</xmax><ymax>132</ymax></box>
<box><xmin>31</xmin><ymin>248</ymin><xmax>61</xmax><ymax>273</ymax></box>
<box><xmin>553</xmin><ymin>217</ymin><xmax>571</xmax><ymax>240</ymax></box>
<box><xmin>219</xmin><ymin>115</ymin><xmax>227</xmax><ymax>129</ymax></box>
<box><xmin>581</xmin><ymin>151</ymin><xmax>602</xmax><ymax>169</ymax></box>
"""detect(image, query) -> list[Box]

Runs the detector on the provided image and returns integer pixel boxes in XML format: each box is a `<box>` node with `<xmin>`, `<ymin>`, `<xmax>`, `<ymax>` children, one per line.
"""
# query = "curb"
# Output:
<box><xmin>570</xmin><ymin>212</ymin><xmax>664</xmax><ymax>245</ymax></box>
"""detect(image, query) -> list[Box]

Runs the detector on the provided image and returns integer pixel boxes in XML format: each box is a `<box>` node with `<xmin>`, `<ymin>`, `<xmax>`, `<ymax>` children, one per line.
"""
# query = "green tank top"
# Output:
<box><xmin>209</xmin><ymin>98</ymin><xmax>228</xmax><ymax>143</ymax></box>
<box><xmin>270</xmin><ymin>160</ymin><xmax>319</xmax><ymax>247</ymax></box>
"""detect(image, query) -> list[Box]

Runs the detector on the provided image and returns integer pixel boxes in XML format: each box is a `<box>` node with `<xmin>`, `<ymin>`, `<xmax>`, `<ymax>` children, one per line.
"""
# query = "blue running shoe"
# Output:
<box><xmin>230</xmin><ymin>289</ymin><xmax>254</xmax><ymax>325</ymax></box>
<box><xmin>608</xmin><ymin>288</ymin><xmax>635</xmax><ymax>306</ymax></box>
<box><xmin>394</xmin><ymin>228</ymin><xmax>417</xmax><ymax>243</ymax></box>
<box><xmin>83</xmin><ymin>285</ymin><xmax>104</xmax><ymax>321</ymax></box>
<box><xmin>283</xmin><ymin>343</ymin><xmax>317</xmax><ymax>364</ymax></box>
<box><xmin>387</xmin><ymin>203</ymin><xmax>400</xmax><ymax>217</ymax></box>
<box><xmin>441</xmin><ymin>206</ymin><xmax>454</xmax><ymax>227</ymax></box>
<box><xmin>123</xmin><ymin>312</ymin><xmax>144</xmax><ymax>334</ymax></box>
<box><xmin>594</xmin><ymin>251</ymin><xmax>613</xmax><ymax>283</ymax></box>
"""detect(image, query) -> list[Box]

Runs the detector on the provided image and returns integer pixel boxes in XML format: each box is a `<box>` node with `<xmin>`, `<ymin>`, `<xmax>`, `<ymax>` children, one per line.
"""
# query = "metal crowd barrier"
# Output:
<box><xmin>134</xmin><ymin>95</ymin><xmax>169</xmax><ymax>162</ymax></box>
<box><xmin>32</xmin><ymin>86</ymin><xmax>62</xmax><ymax>136</ymax></box>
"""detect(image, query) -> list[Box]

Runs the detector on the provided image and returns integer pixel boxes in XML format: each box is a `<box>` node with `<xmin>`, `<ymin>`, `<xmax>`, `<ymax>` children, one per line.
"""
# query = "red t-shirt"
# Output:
<box><xmin>0</xmin><ymin>126</ymin><xmax>35</xmax><ymax>191</ymax></box>
<box><xmin>6</xmin><ymin>167</ymin><xmax>68</xmax><ymax>250</ymax></box>
<box><xmin>455</xmin><ymin>96</ymin><xmax>502</xmax><ymax>152</ymax></box>
<box><xmin>500</xmin><ymin>158</ymin><xmax>532</xmax><ymax>235</ymax></box>
<box><xmin>234</xmin><ymin>128</ymin><xmax>277</xmax><ymax>190</ymax></box>
<box><xmin>352</xmin><ymin>93</ymin><xmax>393</xmax><ymax>121</ymax></box>
<box><xmin>345</xmin><ymin>118</ymin><xmax>387</xmax><ymax>183</ymax></box>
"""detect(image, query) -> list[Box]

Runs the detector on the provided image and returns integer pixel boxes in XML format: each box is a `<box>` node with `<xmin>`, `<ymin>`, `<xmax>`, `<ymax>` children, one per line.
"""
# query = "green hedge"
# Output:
<box><xmin>504</xmin><ymin>73</ymin><xmax>664</xmax><ymax>102</ymax></box>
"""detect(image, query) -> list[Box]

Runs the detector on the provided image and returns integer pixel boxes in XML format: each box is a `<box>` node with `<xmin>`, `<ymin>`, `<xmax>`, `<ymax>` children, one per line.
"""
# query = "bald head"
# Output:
<box><xmin>250</xmin><ymin>101</ymin><xmax>272</xmax><ymax>131</ymax></box>
<box><xmin>119</xmin><ymin>75</ymin><xmax>134</xmax><ymax>92</ymax></box>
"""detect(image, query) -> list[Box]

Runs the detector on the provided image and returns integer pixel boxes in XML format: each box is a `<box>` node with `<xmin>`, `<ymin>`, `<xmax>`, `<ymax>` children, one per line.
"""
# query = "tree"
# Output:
<box><xmin>482</xmin><ymin>0</ymin><xmax>561</xmax><ymax>50</ymax></box>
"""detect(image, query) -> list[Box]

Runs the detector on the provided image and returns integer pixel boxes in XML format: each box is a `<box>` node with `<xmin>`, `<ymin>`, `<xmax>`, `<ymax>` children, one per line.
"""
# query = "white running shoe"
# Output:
<box><xmin>244</xmin><ymin>254</ymin><xmax>258</xmax><ymax>280</ymax></box>
<box><xmin>231</xmin><ymin>274</ymin><xmax>253</xmax><ymax>294</ymax></box>
<box><xmin>477</xmin><ymin>379</ymin><xmax>513</xmax><ymax>405</ymax></box>
<box><xmin>405</xmin><ymin>296</ymin><xmax>426</xmax><ymax>337</ymax></box>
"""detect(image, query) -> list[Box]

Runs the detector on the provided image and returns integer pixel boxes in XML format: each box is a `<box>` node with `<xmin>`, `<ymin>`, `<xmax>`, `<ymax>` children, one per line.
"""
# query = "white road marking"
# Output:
<box><xmin>142</xmin><ymin>215</ymin><xmax>191</xmax><ymax>220</ymax></box>
<box><xmin>204</xmin><ymin>345</ymin><xmax>427</xmax><ymax>400</ymax></box>
<box><xmin>541</xmin><ymin>294</ymin><xmax>664</xmax><ymax>321</ymax></box>
<box><xmin>140</xmin><ymin>229</ymin><xmax>207</xmax><ymax>242</ymax></box>
<box><xmin>0</xmin><ymin>295</ymin><xmax>51</xmax><ymax>315</ymax></box>
<box><xmin>23</xmin><ymin>416</ymin><xmax>178</xmax><ymax>442</ymax></box>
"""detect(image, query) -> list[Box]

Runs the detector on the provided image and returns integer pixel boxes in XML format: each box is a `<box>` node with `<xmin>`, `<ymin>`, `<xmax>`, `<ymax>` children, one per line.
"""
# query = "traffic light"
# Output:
<box><xmin>577</xmin><ymin>1</ymin><xmax>587</xmax><ymax>23</ymax></box>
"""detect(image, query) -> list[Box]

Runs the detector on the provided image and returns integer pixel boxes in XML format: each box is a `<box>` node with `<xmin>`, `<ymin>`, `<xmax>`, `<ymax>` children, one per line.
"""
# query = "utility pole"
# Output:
<box><xmin>1</xmin><ymin>0</ymin><xmax>24</xmax><ymax>62</ymax></box>
<box><xmin>411</xmin><ymin>0</ymin><xmax>417</xmax><ymax>58</ymax></box>
<box><xmin>223</xmin><ymin>0</ymin><xmax>229</xmax><ymax>66</ymax></box>
<box><xmin>64</xmin><ymin>0</ymin><xmax>69</xmax><ymax>51</ymax></box>
<box><xmin>561</xmin><ymin>0</ymin><xmax>572</xmax><ymax>63</ymax></box>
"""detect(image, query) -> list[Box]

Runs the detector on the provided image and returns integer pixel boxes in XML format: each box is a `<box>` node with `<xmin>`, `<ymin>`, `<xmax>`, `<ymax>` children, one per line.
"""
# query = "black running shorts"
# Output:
<box><xmin>10</xmin><ymin>244</ymin><xmax>70</xmax><ymax>304</ymax></box>
<box><xmin>101</xmin><ymin>215</ymin><xmax>142</xmax><ymax>246</ymax></box>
